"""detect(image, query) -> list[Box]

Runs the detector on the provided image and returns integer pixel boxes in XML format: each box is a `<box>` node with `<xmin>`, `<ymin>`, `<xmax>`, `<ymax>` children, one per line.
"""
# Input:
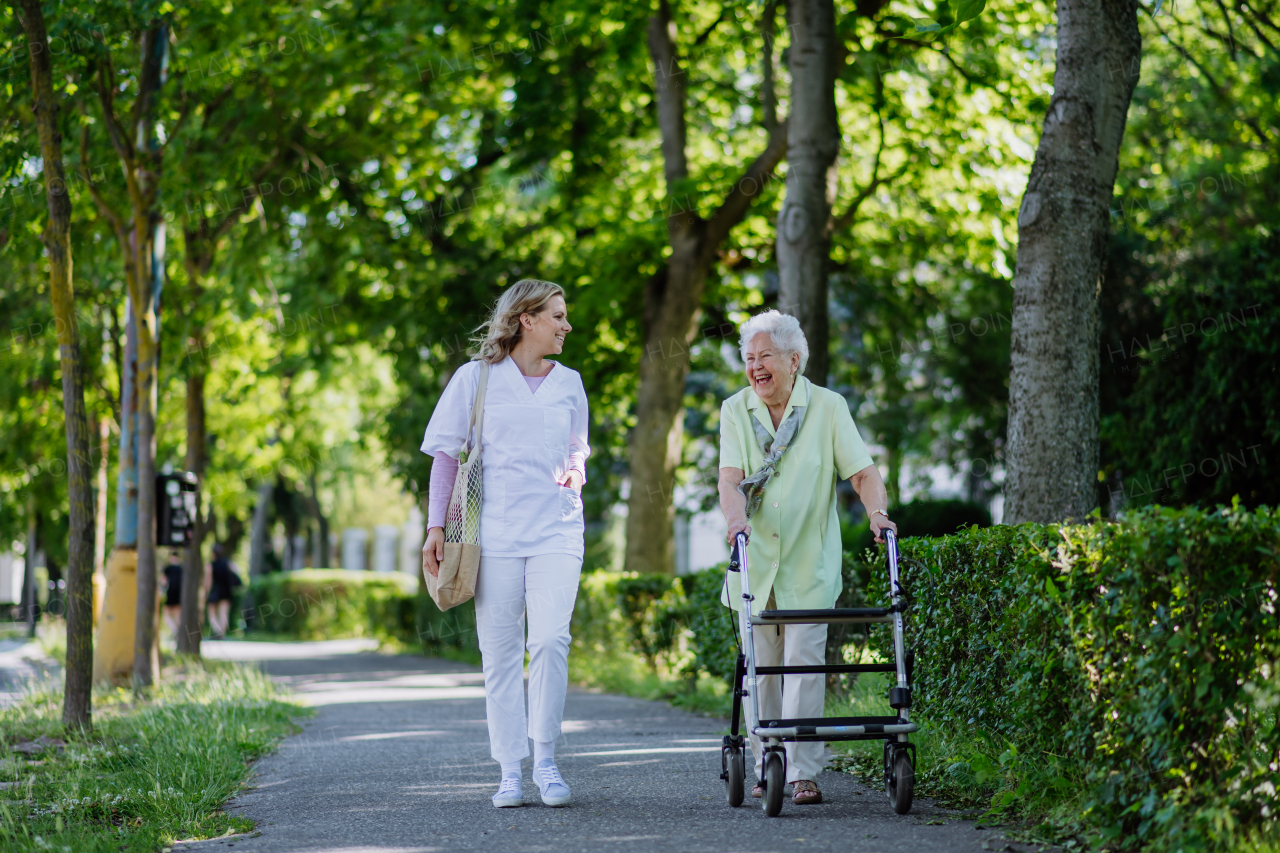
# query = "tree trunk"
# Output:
<box><xmin>309</xmin><ymin>472</ymin><xmax>330</xmax><ymax>568</ymax></box>
<box><xmin>176</xmin><ymin>215</ymin><xmax>224</xmax><ymax>654</ymax></box>
<box><xmin>129</xmin><ymin>24</ymin><xmax>168</xmax><ymax>690</ymax></box>
<box><xmin>15</xmin><ymin>0</ymin><xmax>95</xmax><ymax>731</ymax></box>
<box><xmin>242</xmin><ymin>480</ymin><xmax>273</xmax><ymax>629</ymax></box>
<box><xmin>178</xmin><ymin>369</ymin><xmax>205</xmax><ymax>655</ymax></box>
<box><xmin>624</xmin><ymin>0</ymin><xmax>790</xmax><ymax>576</ymax></box>
<box><xmin>249</xmin><ymin>480</ymin><xmax>273</xmax><ymax>580</ymax></box>
<box><xmin>1004</xmin><ymin>0</ymin><xmax>1141</xmax><ymax>523</ymax></box>
<box><xmin>777</xmin><ymin>0</ymin><xmax>839</xmax><ymax>387</ymax></box>
<box><xmin>760</xmin><ymin>0</ymin><xmax>779</xmax><ymax>134</ymax></box>
<box><xmin>223</xmin><ymin>511</ymin><xmax>246</xmax><ymax>558</ymax></box>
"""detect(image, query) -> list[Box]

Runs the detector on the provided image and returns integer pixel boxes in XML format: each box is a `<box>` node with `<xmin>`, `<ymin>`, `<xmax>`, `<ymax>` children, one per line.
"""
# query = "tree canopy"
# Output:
<box><xmin>1</xmin><ymin>0</ymin><xmax>1276</xmax><ymax>580</ymax></box>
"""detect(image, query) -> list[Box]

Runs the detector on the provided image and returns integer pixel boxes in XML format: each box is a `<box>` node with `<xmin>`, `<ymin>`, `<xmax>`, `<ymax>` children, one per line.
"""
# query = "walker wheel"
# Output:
<box><xmin>722</xmin><ymin>741</ymin><xmax>745</xmax><ymax>807</ymax></box>
<box><xmin>762</xmin><ymin>751</ymin><xmax>785</xmax><ymax>816</ymax></box>
<box><xmin>886</xmin><ymin>745</ymin><xmax>914</xmax><ymax>815</ymax></box>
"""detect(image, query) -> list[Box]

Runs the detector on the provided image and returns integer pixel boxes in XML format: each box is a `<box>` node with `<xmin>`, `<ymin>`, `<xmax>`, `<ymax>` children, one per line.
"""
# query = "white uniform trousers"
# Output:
<box><xmin>474</xmin><ymin>553</ymin><xmax>583</xmax><ymax>763</ymax></box>
<box><xmin>750</xmin><ymin>593</ymin><xmax>828</xmax><ymax>783</ymax></box>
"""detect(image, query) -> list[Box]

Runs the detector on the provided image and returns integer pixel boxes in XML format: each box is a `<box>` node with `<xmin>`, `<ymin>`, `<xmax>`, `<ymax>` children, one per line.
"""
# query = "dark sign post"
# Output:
<box><xmin>156</xmin><ymin>472</ymin><xmax>198</xmax><ymax>547</ymax></box>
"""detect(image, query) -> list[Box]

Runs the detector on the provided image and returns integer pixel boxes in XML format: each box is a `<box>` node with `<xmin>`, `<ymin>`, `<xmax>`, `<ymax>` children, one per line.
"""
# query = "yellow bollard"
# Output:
<box><xmin>93</xmin><ymin>548</ymin><xmax>160</xmax><ymax>684</ymax></box>
<box><xmin>91</xmin><ymin>571</ymin><xmax>105</xmax><ymax>629</ymax></box>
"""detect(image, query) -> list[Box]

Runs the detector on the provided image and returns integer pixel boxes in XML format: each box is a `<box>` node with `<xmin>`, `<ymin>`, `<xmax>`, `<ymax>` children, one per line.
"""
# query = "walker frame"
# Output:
<box><xmin>719</xmin><ymin>529</ymin><xmax>918</xmax><ymax>816</ymax></box>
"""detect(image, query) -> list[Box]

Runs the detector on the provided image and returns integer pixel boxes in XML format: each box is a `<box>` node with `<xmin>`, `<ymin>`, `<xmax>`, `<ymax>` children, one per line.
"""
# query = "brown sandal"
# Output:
<box><xmin>792</xmin><ymin>779</ymin><xmax>822</xmax><ymax>804</ymax></box>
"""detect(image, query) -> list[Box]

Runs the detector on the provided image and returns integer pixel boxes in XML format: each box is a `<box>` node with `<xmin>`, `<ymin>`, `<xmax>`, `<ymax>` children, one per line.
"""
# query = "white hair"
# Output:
<box><xmin>738</xmin><ymin>310</ymin><xmax>809</xmax><ymax>375</ymax></box>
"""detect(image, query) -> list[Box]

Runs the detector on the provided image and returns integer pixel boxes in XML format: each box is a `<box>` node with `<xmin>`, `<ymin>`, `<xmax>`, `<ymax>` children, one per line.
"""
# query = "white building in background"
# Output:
<box><xmin>675</xmin><ymin>510</ymin><xmax>730</xmax><ymax>576</ymax></box>
<box><xmin>400</xmin><ymin>507</ymin><xmax>424</xmax><ymax>575</ymax></box>
<box><xmin>0</xmin><ymin>553</ymin><xmax>22</xmax><ymax>604</ymax></box>
<box><xmin>341</xmin><ymin>528</ymin><xmax>368</xmax><ymax>572</ymax></box>
<box><xmin>372</xmin><ymin>525</ymin><xmax>399</xmax><ymax>573</ymax></box>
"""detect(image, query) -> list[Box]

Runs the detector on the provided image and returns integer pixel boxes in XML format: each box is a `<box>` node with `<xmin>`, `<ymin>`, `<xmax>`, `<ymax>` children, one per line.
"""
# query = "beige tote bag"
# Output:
<box><xmin>426</xmin><ymin>360</ymin><xmax>488</xmax><ymax>611</ymax></box>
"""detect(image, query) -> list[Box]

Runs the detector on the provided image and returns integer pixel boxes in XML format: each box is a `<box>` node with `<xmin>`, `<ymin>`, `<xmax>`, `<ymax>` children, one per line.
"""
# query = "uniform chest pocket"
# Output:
<box><xmin>544</xmin><ymin>409</ymin><xmax>571</xmax><ymax>453</ymax></box>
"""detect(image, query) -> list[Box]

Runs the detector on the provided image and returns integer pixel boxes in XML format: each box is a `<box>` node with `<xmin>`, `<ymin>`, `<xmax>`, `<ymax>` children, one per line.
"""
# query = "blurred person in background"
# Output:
<box><xmin>207</xmin><ymin>543</ymin><xmax>243</xmax><ymax>639</ymax></box>
<box><xmin>161</xmin><ymin>550</ymin><xmax>184</xmax><ymax>639</ymax></box>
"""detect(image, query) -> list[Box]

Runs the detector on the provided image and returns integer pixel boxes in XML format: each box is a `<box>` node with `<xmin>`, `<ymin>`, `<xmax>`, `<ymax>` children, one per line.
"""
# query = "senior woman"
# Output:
<box><xmin>421</xmin><ymin>279</ymin><xmax>589</xmax><ymax>809</ymax></box>
<box><xmin>718</xmin><ymin>310</ymin><xmax>898</xmax><ymax>806</ymax></box>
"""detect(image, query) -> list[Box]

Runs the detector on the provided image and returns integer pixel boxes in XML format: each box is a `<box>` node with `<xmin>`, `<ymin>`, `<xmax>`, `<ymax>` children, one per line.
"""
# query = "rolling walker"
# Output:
<box><xmin>719</xmin><ymin>529</ymin><xmax>917</xmax><ymax>817</ymax></box>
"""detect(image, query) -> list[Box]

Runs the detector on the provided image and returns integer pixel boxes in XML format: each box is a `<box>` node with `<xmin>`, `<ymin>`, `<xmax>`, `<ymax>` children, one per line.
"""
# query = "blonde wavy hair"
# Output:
<box><xmin>473</xmin><ymin>279</ymin><xmax>567</xmax><ymax>364</ymax></box>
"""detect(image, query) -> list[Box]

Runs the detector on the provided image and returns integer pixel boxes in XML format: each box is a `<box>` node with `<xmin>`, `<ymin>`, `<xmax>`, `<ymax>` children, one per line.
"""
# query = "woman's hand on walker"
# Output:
<box><xmin>870</xmin><ymin>515</ymin><xmax>898</xmax><ymax>544</ymax></box>
<box><xmin>725</xmin><ymin>518</ymin><xmax>751</xmax><ymax>546</ymax></box>
<box><xmin>422</xmin><ymin>527</ymin><xmax>445</xmax><ymax>577</ymax></box>
<box><xmin>558</xmin><ymin>470</ymin><xmax>584</xmax><ymax>492</ymax></box>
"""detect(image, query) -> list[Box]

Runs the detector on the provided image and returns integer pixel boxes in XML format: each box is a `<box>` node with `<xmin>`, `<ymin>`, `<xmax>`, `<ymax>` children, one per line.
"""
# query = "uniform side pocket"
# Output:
<box><xmin>558</xmin><ymin>485</ymin><xmax>583</xmax><ymax>522</ymax></box>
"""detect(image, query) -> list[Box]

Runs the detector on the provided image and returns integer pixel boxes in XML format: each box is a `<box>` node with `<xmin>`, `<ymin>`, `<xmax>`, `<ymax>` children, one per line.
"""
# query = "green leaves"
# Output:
<box><xmin>888</xmin><ymin>0</ymin><xmax>988</xmax><ymax>39</ymax></box>
<box><xmin>952</xmin><ymin>0</ymin><xmax>989</xmax><ymax>24</ymax></box>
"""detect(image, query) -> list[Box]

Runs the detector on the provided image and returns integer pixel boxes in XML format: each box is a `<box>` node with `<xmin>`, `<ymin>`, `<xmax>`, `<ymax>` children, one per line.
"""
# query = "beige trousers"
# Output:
<box><xmin>750</xmin><ymin>593</ymin><xmax>828</xmax><ymax>783</ymax></box>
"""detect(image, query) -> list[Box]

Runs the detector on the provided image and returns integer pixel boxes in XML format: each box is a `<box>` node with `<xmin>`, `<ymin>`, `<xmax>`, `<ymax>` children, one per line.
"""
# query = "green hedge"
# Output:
<box><xmin>248</xmin><ymin>570</ymin><xmax>416</xmax><ymax>640</ymax></box>
<box><xmin>859</xmin><ymin>505</ymin><xmax>1280</xmax><ymax>850</ymax></box>
<box><xmin>246</xmin><ymin>569</ymin><xmax>480</xmax><ymax>656</ymax></box>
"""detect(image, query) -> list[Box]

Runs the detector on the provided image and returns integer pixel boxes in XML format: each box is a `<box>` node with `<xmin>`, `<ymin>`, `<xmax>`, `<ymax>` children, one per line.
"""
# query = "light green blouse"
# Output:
<box><xmin>719</xmin><ymin>377</ymin><xmax>875</xmax><ymax>614</ymax></box>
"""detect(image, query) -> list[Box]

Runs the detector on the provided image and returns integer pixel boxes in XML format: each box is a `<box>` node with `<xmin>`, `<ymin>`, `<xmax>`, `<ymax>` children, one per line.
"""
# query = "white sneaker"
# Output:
<box><xmin>492</xmin><ymin>775</ymin><xmax>523</xmax><ymax>808</ymax></box>
<box><xmin>533</xmin><ymin>759</ymin><xmax>571</xmax><ymax>806</ymax></box>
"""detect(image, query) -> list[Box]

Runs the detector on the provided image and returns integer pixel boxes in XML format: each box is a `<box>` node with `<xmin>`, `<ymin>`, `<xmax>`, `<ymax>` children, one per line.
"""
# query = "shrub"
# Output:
<box><xmin>570</xmin><ymin>570</ymin><xmax>632</xmax><ymax>657</ymax></box>
<box><xmin>570</xmin><ymin>569</ymin><xmax>732</xmax><ymax>715</ymax></box>
<box><xmin>247</xmin><ymin>569</ymin><xmax>481</xmax><ymax>657</ymax></box>
<box><xmin>616</xmin><ymin>574</ymin><xmax>680</xmax><ymax>669</ymax></box>
<box><xmin>683</xmin><ymin>567</ymin><xmax>738</xmax><ymax>681</ymax></box>
<box><xmin>859</xmin><ymin>505</ymin><xmax>1280</xmax><ymax>850</ymax></box>
<box><xmin>1060</xmin><ymin>507</ymin><xmax>1280</xmax><ymax>849</ymax></box>
<box><xmin>573</xmin><ymin>572</ymin><xmax>694</xmax><ymax>672</ymax></box>
<box><xmin>247</xmin><ymin>570</ymin><xmax>417</xmax><ymax>641</ymax></box>
<box><xmin>414</xmin><ymin>590</ymin><xmax>480</xmax><ymax>656</ymax></box>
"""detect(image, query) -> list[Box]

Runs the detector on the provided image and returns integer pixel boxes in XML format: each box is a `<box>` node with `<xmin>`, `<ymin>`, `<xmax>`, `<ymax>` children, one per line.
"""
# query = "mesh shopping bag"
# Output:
<box><xmin>427</xmin><ymin>360</ymin><xmax>488</xmax><ymax>610</ymax></box>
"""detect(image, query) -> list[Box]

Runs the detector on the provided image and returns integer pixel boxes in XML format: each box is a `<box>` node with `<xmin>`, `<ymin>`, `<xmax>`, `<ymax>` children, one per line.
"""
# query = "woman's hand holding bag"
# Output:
<box><xmin>421</xmin><ymin>527</ymin><xmax>445</xmax><ymax>577</ymax></box>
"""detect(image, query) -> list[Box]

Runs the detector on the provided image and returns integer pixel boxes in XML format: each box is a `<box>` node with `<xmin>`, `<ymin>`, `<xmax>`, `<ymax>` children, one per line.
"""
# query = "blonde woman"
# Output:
<box><xmin>420</xmin><ymin>279</ymin><xmax>589</xmax><ymax>809</ymax></box>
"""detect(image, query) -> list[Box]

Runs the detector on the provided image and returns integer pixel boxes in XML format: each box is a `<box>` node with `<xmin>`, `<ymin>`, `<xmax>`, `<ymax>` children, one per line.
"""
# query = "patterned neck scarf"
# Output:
<box><xmin>738</xmin><ymin>398</ymin><xmax>807</xmax><ymax>520</ymax></box>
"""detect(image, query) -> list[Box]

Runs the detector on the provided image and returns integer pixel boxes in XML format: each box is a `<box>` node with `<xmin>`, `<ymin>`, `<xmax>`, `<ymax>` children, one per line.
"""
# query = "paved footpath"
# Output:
<box><xmin>185</xmin><ymin>639</ymin><xmax>1024</xmax><ymax>853</ymax></box>
<box><xmin>0</xmin><ymin>636</ymin><xmax>60</xmax><ymax>708</ymax></box>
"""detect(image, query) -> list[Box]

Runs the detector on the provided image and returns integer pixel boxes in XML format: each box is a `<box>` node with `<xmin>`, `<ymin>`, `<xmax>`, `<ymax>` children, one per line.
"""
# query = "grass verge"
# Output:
<box><xmin>568</xmin><ymin>646</ymin><xmax>732</xmax><ymax>718</ymax></box>
<box><xmin>0</xmin><ymin>659</ymin><xmax>306</xmax><ymax>853</ymax></box>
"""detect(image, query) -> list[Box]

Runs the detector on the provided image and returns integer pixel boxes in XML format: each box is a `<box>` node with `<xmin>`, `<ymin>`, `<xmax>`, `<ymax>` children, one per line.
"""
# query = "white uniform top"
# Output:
<box><xmin>420</xmin><ymin>356</ymin><xmax>591</xmax><ymax>559</ymax></box>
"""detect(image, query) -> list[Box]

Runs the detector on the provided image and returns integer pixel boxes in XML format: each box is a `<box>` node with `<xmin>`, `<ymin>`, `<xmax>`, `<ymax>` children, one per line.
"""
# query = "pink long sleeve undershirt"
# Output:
<box><xmin>427</xmin><ymin>374</ymin><xmax>586</xmax><ymax>530</ymax></box>
<box><xmin>427</xmin><ymin>453</ymin><xmax>460</xmax><ymax>531</ymax></box>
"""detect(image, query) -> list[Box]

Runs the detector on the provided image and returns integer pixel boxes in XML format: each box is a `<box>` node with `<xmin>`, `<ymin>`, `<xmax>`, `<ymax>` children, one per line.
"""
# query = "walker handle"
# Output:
<box><xmin>728</xmin><ymin>531</ymin><xmax>749</xmax><ymax>572</ymax></box>
<box><xmin>884</xmin><ymin>528</ymin><xmax>904</xmax><ymax>595</ymax></box>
